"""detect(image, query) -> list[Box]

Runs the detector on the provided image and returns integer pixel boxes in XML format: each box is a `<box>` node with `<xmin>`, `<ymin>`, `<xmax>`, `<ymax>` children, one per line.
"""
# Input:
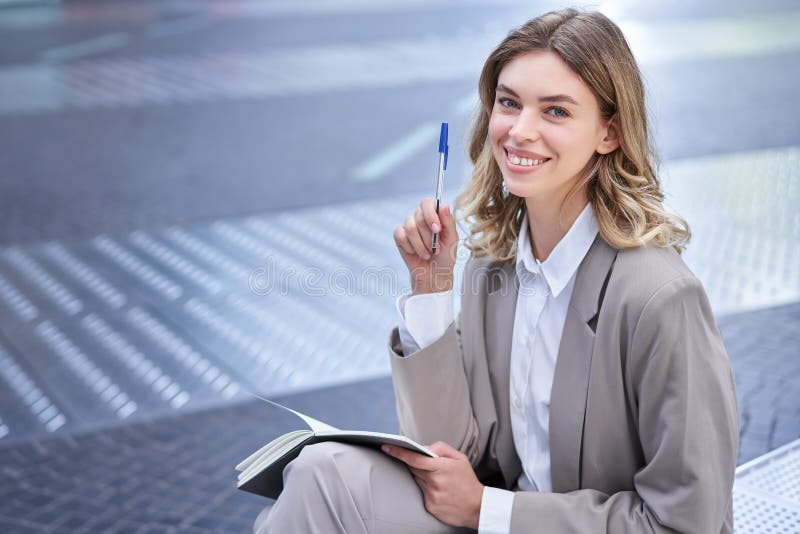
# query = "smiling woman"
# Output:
<box><xmin>256</xmin><ymin>7</ymin><xmax>738</xmax><ymax>534</ymax></box>
<box><xmin>458</xmin><ymin>12</ymin><xmax>690</xmax><ymax>265</ymax></box>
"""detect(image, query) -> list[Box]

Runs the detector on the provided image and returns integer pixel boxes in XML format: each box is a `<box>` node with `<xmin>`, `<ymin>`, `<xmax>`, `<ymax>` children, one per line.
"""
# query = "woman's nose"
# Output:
<box><xmin>508</xmin><ymin>111</ymin><xmax>541</xmax><ymax>143</ymax></box>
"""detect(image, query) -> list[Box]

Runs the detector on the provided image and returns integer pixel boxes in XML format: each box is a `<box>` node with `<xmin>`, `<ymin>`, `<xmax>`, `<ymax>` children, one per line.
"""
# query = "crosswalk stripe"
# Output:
<box><xmin>0</xmin><ymin>146</ymin><xmax>796</xmax><ymax>442</ymax></box>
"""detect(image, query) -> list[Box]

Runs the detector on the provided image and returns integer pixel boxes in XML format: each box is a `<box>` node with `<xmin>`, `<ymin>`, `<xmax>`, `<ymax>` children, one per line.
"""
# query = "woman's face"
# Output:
<box><xmin>488</xmin><ymin>50</ymin><xmax>618</xmax><ymax>200</ymax></box>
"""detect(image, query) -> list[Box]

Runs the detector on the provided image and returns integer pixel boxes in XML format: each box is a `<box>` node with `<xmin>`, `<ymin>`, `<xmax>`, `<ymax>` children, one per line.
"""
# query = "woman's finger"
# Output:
<box><xmin>414</xmin><ymin>206</ymin><xmax>432</xmax><ymax>247</ymax></box>
<box><xmin>426</xmin><ymin>441</ymin><xmax>462</xmax><ymax>458</ymax></box>
<box><xmin>420</xmin><ymin>198</ymin><xmax>441</xmax><ymax>234</ymax></box>
<box><xmin>438</xmin><ymin>204</ymin><xmax>458</xmax><ymax>241</ymax></box>
<box><xmin>403</xmin><ymin>217</ymin><xmax>430</xmax><ymax>260</ymax></box>
<box><xmin>393</xmin><ymin>225</ymin><xmax>415</xmax><ymax>256</ymax></box>
<box><xmin>382</xmin><ymin>445</ymin><xmax>437</xmax><ymax>471</ymax></box>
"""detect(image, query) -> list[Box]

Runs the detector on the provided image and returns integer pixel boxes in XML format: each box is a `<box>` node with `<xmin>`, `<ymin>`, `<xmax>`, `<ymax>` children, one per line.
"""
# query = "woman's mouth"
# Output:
<box><xmin>504</xmin><ymin>148</ymin><xmax>551</xmax><ymax>173</ymax></box>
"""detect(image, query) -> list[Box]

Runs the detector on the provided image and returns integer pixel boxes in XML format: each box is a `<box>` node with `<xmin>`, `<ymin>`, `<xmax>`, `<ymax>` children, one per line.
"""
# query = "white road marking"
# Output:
<box><xmin>347</xmin><ymin>11</ymin><xmax>800</xmax><ymax>182</ymax></box>
<box><xmin>351</xmin><ymin>121</ymin><xmax>442</xmax><ymax>182</ymax></box>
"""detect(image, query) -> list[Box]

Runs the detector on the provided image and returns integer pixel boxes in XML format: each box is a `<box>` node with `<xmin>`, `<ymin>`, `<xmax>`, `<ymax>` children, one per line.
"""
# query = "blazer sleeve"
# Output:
<box><xmin>387</xmin><ymin>258</ymin><xmax>512</xmax><ymax>489</ymax></box>
<box><xmin>509</xmin><ymin>276</ymin><xmax>739</xmax><ymax>533</ymax></box>
<box><xmin>388</xmin><ymin>316</ymin><xmax>484</xmax><ymax>465</ymax></box>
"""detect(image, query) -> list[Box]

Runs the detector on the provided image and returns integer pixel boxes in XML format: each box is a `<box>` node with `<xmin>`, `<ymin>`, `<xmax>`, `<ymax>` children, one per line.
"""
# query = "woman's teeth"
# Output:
<box><xmin>509</xmin><ymin>154</ymin><xmax>547</xmax><ymax>166</ymax></box>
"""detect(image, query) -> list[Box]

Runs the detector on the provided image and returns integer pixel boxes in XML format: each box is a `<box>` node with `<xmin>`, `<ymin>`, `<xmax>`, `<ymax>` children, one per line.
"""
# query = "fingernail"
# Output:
<box><xmin>381</xmin><ymin>445</ymin><xmax>390</xmax><ymax>453</ymax></box>
<box><xmin>431</xmin><ymin>223</ymin><xmax>440</xmax><ymax>233</ymax></box>
<box><xmin>423</xmin><ymin>254</ymin><xmax>430</xmax><ymax>260</ymax></box>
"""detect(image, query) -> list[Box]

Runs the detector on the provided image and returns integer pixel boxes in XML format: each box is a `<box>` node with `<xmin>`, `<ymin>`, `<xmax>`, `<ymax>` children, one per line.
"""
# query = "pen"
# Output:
<box><xmin>431</xmin><ymin>122</ymin><xmax>448</xmax><ymax>255</ymax></box>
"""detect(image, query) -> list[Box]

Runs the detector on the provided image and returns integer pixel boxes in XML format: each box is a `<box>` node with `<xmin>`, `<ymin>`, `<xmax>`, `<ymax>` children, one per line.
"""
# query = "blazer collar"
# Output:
<box><xmin>484</xmin><ymin>262</ymin><xmax>521</xmax><ymax>488</ymax></box>
<box><xmin>485</xmin><ymin>234</ymin><xmax>618</xmax><ymax>491</ymax></box>
<box><xmin>549</xmin><ymin>234</ymin><xmax>617</xmax><ymax>491</ymax></box>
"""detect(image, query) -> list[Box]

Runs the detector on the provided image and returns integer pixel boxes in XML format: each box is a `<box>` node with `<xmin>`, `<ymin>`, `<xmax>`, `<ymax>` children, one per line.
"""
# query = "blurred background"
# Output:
<box><xmin>0</xmin><ymin>0</ymin><xmax>798</xmax><ymax>532</ymax></box>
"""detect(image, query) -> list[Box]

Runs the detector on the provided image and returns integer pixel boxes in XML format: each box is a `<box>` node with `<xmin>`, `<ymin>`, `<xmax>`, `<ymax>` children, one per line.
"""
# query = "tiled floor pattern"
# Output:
<box><xmin>0</xmin><ymin>301</ymin><xmax>797</xmax><ymax>533</ymax></box>
<box><xmin>0</xmin><ymin>145</ymin><xmax>798</xmax><ymax>448</ymax></box>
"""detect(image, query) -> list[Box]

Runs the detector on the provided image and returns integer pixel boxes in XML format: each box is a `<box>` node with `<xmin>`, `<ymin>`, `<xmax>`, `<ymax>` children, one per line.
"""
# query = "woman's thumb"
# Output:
<box><xmin>440</xmin><ymin>204</ymin><xmax>457</xmax><ymax>234</ymax></box>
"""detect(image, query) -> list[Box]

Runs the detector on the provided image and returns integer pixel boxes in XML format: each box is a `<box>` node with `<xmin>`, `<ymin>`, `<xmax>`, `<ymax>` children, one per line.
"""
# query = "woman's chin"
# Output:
<box><xmin>502</xmin><ymin>169</ymin><xmax>564</xmax><ymax>199</ymax></box>
<box><xmin>503</xmin><ymin>178</ymin><xmax>536</xmax><ymax>198</ymax></box>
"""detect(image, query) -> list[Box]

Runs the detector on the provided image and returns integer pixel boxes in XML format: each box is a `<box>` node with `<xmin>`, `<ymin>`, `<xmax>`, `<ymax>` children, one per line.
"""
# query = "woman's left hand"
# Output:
<box><xmin>381</xmin><ymin>441</ymin><xmax>484</xmax><ymax>529</ymax></box>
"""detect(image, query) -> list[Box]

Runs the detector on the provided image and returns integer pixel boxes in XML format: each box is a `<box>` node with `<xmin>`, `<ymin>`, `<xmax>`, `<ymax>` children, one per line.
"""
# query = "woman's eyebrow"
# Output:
<box><xmin>496</xmin><ymin>84</ymin><xmax>580</xmax><ymax>106</ymax></box>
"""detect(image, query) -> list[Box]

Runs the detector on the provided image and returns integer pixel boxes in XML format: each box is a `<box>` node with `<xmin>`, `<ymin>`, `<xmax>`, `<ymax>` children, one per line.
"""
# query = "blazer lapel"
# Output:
<box><xmin>484</xmin><ymin>261</ymin><xmax>522</xmax><ymax>488</ymax></box>
<box><xmin>548</xmin><ymin>235</ymin><xmax>618</xmax><ymax>492</ymax></box>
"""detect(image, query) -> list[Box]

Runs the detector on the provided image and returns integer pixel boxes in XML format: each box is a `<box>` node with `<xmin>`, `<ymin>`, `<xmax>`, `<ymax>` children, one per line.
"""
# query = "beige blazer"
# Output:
<box><xmin>388</xmin><ymin>235</ymin><xmax>739</xmax><ymax>533</ymax></box>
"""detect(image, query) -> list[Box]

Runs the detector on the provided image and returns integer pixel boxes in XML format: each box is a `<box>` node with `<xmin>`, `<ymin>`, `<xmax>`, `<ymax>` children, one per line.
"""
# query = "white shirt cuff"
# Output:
<box><xmin>395</xmin><ymin>289</ymin><xmax>454</xmax><ymax>355</ymax></box>
<box><xmin>478</xmin><ymin>486</ymin><xmax>515</xmax><ymax>534</ymax></box>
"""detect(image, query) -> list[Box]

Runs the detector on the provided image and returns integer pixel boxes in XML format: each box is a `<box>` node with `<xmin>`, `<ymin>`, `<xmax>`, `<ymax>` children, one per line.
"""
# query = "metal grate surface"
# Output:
<box><xmin>0</xmin><ymin>146</ymin><xmax>797</xmax><ymax>448</ymax></box>
<box><xmin>734</xmin><ymin>439</ymin><xmax>800</xmax><ymax>533</ymax></box>
<box><xmin>0</xmin><ymin>195</ymin><xmax>418</xmax><ymax>445</ymax></box>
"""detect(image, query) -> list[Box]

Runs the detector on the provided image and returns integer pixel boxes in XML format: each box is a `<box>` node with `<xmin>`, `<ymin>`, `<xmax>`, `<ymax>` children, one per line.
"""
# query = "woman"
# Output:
<box><xmin>257</xmin><ymin>8</ymin><xmax>739</xmax><ymax>533</ymax></box>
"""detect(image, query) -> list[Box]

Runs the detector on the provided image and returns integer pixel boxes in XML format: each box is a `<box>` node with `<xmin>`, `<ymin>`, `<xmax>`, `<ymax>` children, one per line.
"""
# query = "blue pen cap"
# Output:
<box><xmin>438</xmin><ymin>122</ymin><xmax>449</xmax><ymax>170</ymax></box>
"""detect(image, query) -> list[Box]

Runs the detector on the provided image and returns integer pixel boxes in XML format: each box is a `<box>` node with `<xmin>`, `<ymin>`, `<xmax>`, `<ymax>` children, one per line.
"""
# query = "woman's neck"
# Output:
<box><xmin>524</xmin><ymin>189</ymin><xmax>589</xmax><ymax>262</ymax></box>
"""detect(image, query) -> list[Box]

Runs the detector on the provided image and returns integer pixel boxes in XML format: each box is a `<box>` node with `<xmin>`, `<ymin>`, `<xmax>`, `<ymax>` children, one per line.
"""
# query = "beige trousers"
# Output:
<box><xmin>253</xmin><ymin>441</ymin><xmax>476</xmax><ymax>533</ymax></box>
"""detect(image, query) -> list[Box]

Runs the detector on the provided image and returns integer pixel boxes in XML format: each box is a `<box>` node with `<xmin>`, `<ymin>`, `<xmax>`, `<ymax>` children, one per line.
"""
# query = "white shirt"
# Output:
<box><xmin>396</xmin><ymin>202</ymin><xmax>598</xmax><ymax>534</ymax></box>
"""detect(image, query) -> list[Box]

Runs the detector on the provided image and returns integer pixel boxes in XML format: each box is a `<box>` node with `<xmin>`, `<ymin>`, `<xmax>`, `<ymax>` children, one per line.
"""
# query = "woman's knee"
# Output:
<box><xmin>286</xmin><ymin>441</ymin><xmax>364</xmax><ymax>486</ymax></box>
<box><xmin>291</xmin><ymin>441</ymin><xmax>342</xmax><ymax>471</ymax></box>
<box><xmin>288</xmin><ymin>441</ymin><xmax>407</xmax><ymax>498</ymax></box>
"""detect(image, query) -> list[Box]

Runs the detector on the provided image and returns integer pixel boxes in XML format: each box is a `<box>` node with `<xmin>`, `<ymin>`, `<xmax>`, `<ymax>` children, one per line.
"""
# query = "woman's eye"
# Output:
<box><xmin>497</xmin><ymin>97</ymin><xmax>518</xmax><ymax>109</ymax></box>
<box><xmin>496</xmin><ymin>99</ymin><xmax>568</xmax><ymax>118</ymax></box>
<box><xmin>546</xmin><ymin>106</ymin><xmax>569</xmax><ymax>118</ymax></box>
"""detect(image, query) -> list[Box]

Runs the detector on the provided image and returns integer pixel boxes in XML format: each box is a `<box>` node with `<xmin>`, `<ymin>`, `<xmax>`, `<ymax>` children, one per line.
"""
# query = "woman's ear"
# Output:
<box><xmin>596</xmin><ymin>115</ymin><xmax>620</xmax><ymax>155</ymax></box>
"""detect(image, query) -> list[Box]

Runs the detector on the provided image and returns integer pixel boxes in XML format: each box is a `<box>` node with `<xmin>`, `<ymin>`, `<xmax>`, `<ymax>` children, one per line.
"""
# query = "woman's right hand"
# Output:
<box><xmin>393</xmin><ymin>198</ymin><xmax>459</xmax><ymax>295</ymax></box>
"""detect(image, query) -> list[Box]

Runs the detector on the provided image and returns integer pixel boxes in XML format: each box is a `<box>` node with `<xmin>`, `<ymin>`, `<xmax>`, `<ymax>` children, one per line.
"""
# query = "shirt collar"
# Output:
<box><xmin>515</xmin><ymin>202</ymin><xmax>598</xmax><ymax>298</ymax></box>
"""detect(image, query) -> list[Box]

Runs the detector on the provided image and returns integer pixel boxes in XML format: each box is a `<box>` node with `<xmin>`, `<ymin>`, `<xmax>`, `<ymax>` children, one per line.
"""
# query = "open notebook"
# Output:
<box><xmin>235</xmin><ymin>394</ymin><xmax>437</xmax><ymax>499</ymax></box>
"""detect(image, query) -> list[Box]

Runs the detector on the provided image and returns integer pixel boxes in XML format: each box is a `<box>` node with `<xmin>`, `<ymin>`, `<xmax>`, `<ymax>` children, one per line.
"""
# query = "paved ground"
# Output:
<box><xmin>0</xmin><ymin>152</ymin><xmax>797</xmax><ymax>446</ymax></box>
<box><xmin>0</xmin><ymin>301</ymin><xmax>797</xmax><ymax>533</ymax></box>
<box><xmin>1</xmin><ymin>0</ymin><xmax>798</xmax><ymax>532</ymax></box>
<box><xmin>2</xmin><ymin>0</ymin><xmax>800</xmax><ymax>245</ymax></box>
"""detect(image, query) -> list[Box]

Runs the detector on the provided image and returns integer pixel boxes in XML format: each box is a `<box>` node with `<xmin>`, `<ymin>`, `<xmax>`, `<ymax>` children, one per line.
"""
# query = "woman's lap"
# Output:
<box><xmin>255</xmin><ymin>441</ymin><xmax>474</xmax><ymax>533</ymax></box>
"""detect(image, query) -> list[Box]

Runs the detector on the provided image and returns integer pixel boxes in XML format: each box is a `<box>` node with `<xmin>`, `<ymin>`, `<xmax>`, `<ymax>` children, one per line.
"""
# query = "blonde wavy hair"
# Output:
<box><xmin>455</xmin><ymin>8</ymin><xmax>691</xmax><ymax>263</ymax></box>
